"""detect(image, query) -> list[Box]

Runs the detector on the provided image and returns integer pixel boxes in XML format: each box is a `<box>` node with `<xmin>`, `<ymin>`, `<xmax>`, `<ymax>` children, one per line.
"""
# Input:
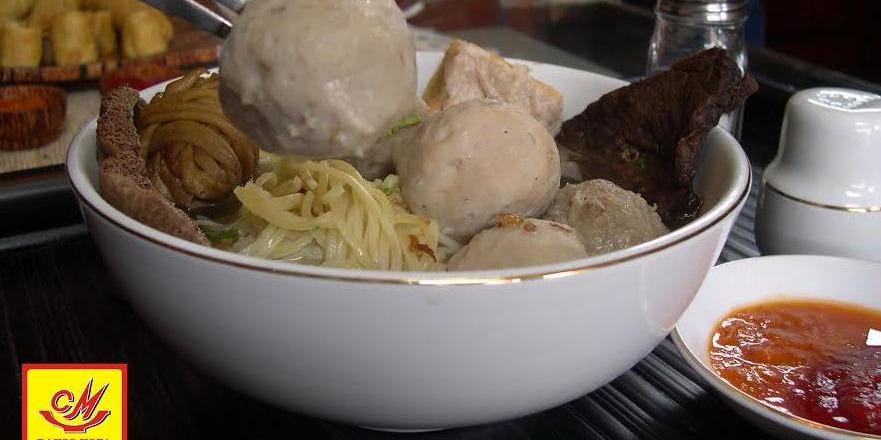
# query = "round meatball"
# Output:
<box><xmin>448</xmin><ymin>216</ymin><xmax>588</xmax><ymax>271</ymax></box>
<box><xmin>393</xmin><ymin>99</ymin><xmax>561</xmax><ymax>241</ymax></box>
<box><xmin>219</xmin><ymin>0</ymin><xmax>417</xmax><ymax>158</ymax></box>
<box><xmin>545</xmin><ymin>179</ymin><xmax>668</xmax><ymax>256</ymax></box>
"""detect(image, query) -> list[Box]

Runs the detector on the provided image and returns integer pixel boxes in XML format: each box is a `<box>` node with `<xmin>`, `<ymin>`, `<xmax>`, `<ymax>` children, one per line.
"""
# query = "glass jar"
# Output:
<box><xmin>647</xmin><ymin>0</ymin><xmax>748</xmax><ymax>138</ymax></box>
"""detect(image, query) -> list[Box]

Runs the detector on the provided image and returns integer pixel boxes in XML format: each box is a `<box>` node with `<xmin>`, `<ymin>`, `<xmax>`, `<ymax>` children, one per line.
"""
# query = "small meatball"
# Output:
<box><xmin>448</xmin><ymin>215</ymin><xmax>588</xmax><ymax>270</ymax></box>
<box><xmin>393</xmin><ymin>99</ymin><xmax>561</xmax><ymax>241</ymax></box>
<box><xmin>545</xmin><ymin>179</ymin><xmax>668</xmax><ymax>256</ymax></box>
<box><xmin>220</xmin><ymin>0</ymin><xmax>418</xmax><ymax>158</ymax></box>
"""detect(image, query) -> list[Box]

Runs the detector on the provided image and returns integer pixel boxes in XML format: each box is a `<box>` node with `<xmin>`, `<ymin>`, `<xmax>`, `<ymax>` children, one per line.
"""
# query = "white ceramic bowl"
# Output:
<box><xmin>756</xmin><ymin>88</ymin><xmax>881</xmax><ymax>262</ymax></box>
<box><xmin>66</xmin><ymin>52</ymin><xmax>751</xmax><ymax>431</ymax></box>
<box><xmin>674</xmin><ymin>255</ymin><xmax>881</xmax><ymax>440</ymax></box>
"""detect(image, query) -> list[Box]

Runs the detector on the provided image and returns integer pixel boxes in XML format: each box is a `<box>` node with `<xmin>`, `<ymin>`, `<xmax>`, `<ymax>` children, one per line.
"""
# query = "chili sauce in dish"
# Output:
<box><xmin>709</xmin><ymin>299</ymin><xmax>881</xmax><ymax>436</ymax></box>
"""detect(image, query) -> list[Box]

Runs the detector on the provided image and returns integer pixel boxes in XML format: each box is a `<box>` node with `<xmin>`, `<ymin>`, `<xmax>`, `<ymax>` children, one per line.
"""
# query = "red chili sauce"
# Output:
<box><xmin>0</xmin><ymin>93</ymin><xmax>46</xmax><ymax>112</ymax></box>
<box><xmin>710</xmin><ymin>300</ymin><xmax>881</xmax><ymax>435</ymax></box>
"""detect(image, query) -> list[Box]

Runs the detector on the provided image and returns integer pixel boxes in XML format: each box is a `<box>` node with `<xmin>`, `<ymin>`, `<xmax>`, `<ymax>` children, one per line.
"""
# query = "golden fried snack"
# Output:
<box><xmin>0</xmin><ymin>22</ymin><xmax>42</xmax><ymax>67</ymax></box>
<box><xmin>0</xmin><ymin>0</ymin><xmax>37</xmax><ymax>21</ymax></box>
<box><xmin>108</xmin><ymin>0</ymin><xmax>137</xmax><ymax>27</ymax></box>
<box><xmin>81</xmin><ymin>0</ymin><xmax>111</xmax><ymax>10</ymax></box>
<box><xmin>121</xmin><ymin>8</ymin><xmax>172</xmax><ymax>60</ymax></box>
<box><xmin>50</xmin><ymin>10</ymin><xmax>97</xmax><ymax>65</ymax></box>
<box><xmin>136</xmin><ymin>70</ymin><xmax>259</xmax><ymax>208</ymax></box>
<box><xmin>28</xmin><ymin>0</ymin><xmax>80</xmax><ymax>31</ymax></box>
<box><xmin>110</xmin><ymin>0</ymin><xmax>168</xmax><ymax>31</ymax></box>
<box><xmin>91</xmin><ymin>10</ymin><xmax>115</xmax><ymax>58</ymax></box>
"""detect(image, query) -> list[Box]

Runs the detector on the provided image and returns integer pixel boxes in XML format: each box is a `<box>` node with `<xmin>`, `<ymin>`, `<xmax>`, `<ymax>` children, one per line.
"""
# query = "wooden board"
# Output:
<box><xmin>0</xmin><ymin>19</ymin><xmax>220</xmax><ymax>85</ymax></box>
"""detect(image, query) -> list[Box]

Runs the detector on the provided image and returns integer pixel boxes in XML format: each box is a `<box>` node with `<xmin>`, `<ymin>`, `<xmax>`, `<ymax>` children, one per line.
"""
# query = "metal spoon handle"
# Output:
<box><xmin>140</xmin><ymin>0</ymin><xmax>233</xmax><ymax>38</ymax></box>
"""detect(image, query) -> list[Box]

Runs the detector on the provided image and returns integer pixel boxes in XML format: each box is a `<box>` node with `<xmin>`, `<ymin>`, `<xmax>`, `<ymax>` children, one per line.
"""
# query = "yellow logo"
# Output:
<box><xmin>22</xmin><ymin>364</ymin><xmax>127</xmax><ymax>440</ymax></box>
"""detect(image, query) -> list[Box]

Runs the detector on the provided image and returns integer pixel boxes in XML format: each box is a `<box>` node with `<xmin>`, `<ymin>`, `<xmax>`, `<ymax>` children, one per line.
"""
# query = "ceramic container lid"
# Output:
<box><xmin>764</xmin><ymin>88</ymin><xmax>881</xmax><ymax>210</ymax></box>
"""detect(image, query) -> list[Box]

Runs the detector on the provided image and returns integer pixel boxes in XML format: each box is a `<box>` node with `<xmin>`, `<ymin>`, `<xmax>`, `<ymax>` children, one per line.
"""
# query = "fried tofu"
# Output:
<box><xmin>423</xmin><ymin>40</ymin><xmax>564</xmax><ymax>134</ymax></box>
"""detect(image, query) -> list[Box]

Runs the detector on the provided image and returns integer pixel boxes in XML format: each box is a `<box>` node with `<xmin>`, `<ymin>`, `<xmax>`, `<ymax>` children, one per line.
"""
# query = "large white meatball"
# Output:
<box><xmin>545</xmin><ymin>179</ymin><xmax>668</xmax><ymax>256</ymax></box>
<box><xmin>393</xmin><ymin>99</ymin><xmax>561</xmax><ymax>241</ymax></box>
<box><xmin>448</xmin><ymin>216</ymin><xmax>588</xmax><ymax>270</ymax></box>
<box><xmin>219</xmin><ymin>0</ymin><xmax>417</xmax><ymax>158</ymax></box>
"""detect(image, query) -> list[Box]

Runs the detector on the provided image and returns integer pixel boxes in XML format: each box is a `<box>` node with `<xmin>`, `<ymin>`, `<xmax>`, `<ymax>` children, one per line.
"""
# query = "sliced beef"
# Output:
<box><xmin>97</xmin><ymin>87</ymin><xmax>209</xmax><ymax>245</ymax></box>
<box><xmin>557</xmin><ymin>48</ymin><xmax>758</xmax><ymax>227</ymax></box>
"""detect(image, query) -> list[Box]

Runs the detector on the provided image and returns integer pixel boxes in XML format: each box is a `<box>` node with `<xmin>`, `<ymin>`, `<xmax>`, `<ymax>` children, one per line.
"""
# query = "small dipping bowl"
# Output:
<box><xmin>0</xmin><ymin>85</ymin><xmax>66</xmax><ymax>150</ymax></box>
<box><xmin>756</xmin><ymin>88</ymin><xmax>881</xmax><ymax>261</ymax></box>
<box><xmin>674</xmin><ymin>255</ymin><xmax>881</xmax><ymax>440</ymax></box>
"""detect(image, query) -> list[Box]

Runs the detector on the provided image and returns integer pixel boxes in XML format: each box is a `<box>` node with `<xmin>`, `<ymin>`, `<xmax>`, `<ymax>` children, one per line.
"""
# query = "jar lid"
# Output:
<box><xmin>656</xmin><ymin>0</ymin><xmax>748</xmax><ymax>23</ymax></box>
<box><xmin>764</xmin><ymin>88</ymin><xmax>881</xmax><ymax>210</ymax></box>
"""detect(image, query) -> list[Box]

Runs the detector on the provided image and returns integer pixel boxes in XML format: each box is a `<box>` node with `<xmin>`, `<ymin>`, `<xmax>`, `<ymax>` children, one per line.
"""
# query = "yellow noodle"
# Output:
<box><xmin>234</xmin><ymin>184</ymin><xmax>326</xmax><ymax>231</ymax></box>
<box><xmin>214</xmin><ymin>156</ymin><xmax>442</xmax><ymax>271</ymax></box>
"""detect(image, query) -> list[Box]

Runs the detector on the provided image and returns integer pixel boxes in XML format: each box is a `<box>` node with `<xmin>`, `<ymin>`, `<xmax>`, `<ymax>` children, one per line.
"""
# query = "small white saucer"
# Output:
<box><xmin>673</xmin><ymin>255</ymin><xmax>881</xmax><ymax>440</ymax></box>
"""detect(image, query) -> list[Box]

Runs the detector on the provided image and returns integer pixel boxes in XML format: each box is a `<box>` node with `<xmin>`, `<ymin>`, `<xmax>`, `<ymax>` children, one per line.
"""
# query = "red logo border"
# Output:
<box><xmin>22</xmin><ymin>363</ymin><xmax>128</xmax><ymax>440</ymax></box>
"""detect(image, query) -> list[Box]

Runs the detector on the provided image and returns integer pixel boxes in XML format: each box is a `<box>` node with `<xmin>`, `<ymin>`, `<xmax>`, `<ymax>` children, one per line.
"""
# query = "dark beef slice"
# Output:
<box><xmin>557</xmin><ymin>47</ymin><xmax>758</xmax><ymax>227</ymax></box>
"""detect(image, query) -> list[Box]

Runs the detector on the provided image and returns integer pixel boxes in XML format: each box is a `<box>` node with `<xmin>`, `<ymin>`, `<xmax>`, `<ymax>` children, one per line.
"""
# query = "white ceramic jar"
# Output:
<box><xmin>756</xmin><ymin>88</ymin><xmax>881</xmax><ymax>261</ymax></box>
